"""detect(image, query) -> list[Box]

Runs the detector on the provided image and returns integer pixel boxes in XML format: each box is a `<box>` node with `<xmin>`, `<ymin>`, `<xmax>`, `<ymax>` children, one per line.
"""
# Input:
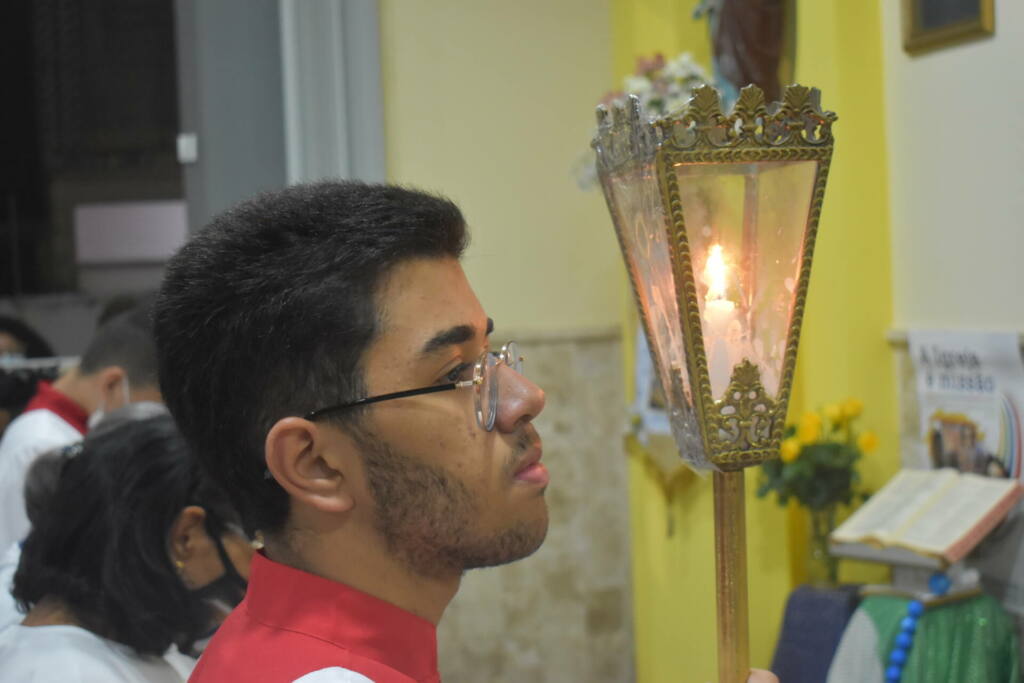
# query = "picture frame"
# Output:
<box><xmin>903</xmin><ymin>0</ymin><xmax>994</xmax><ymax>55</ymax></box>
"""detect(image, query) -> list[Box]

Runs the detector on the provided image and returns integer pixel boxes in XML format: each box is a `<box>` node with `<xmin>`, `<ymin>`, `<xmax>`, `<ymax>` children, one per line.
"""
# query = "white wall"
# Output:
<box><xmin>279</xmin><ymin>0</ymin><xmax>386</xmax><ymax>184</ymax></box>
<box><xmin>883</xmin><ymin>0</ymin><xmax>1024</xmax><ymax>331</ymax></box>
<box><xmin>174</xmin><ymin>0</ymin><xmax>288</xmax><ymax>230</ymax></box>
<box><xmin>884</xmin><ymin>2</ymin><xmax>1024</xmax><ymax>642</ymax></box>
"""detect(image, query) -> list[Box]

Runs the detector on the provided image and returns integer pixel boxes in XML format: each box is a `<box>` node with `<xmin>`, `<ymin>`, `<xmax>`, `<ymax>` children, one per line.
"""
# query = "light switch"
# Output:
<box><xmin>176</xmin><ymin>133</ymin><xmax>199</xmax><ymax>164</ymax></box>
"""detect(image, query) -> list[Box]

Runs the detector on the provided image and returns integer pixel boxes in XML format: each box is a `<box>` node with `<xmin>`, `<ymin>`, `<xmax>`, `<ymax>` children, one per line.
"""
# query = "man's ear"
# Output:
<box><xmin>96</xmin><ymin>366</ymin><xmax>127</xmax><ymax>407</ymax></box>
<box><xmin>265</xmin><ymin>417</ymin><xmax>356</xmax><ymax>514</ymax></box>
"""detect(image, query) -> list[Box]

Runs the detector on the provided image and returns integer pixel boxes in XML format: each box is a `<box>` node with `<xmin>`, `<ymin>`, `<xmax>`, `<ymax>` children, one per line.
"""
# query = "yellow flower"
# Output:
<box><xmin>841</xmin><ymin>398</ymin><xmax>864</xmax><ymax>420</ymax></box>
<box><xmin>824</xmin><ymin>403</ymin><xmax>843</xmax><ymax>424</ymax></box>
<box><xmin>780</xmin><ymin>437</ymin><xmax>802</xmax><ymax>463</ymax></box>
<box><xmin>857</xmin><ymin>430</ymin><xmax>879</xmax><ymax>453</ymax></box>
<box><xmin>797</xmin><ymin>412</ymin><xmax>822</xmax><ymax>444</ymax></box>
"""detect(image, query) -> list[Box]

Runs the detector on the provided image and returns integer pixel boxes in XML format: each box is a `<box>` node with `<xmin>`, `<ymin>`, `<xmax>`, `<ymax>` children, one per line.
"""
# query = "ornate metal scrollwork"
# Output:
<box><xmin>593</xmin><ymin>95</ymin><xmax>663</xmax><ymax>175</ymax></box>
<box><xmin>657</xmin><ymin>84</ymin><xmax>837</xmax><ymax>151</ymax></box>
<box><xmin>707</xmin><ymin>360</ymin><xmax>780</xmax><ymax>470</ymax></box>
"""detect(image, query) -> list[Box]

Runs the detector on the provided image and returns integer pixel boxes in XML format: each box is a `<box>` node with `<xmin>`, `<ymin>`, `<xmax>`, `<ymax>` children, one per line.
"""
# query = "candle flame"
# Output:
<box><xmin>704</xmin><ymin>244</ymin><xmax>730</xmax><ymax>301</ymax></box>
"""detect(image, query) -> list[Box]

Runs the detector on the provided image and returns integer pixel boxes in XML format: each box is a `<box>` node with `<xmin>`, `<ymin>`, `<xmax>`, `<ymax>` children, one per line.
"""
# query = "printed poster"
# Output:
<box><xmin>908</xmin><ymin>330</ymin><xmax>1024</xmax><ymax>480</ymax></box>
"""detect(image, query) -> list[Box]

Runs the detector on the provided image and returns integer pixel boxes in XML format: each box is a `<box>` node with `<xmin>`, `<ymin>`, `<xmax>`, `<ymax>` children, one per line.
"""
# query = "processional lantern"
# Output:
<box><xmin>593</xmin><ymin>84</ymin><xmax>836</xmax><ymax>682</ymax></box>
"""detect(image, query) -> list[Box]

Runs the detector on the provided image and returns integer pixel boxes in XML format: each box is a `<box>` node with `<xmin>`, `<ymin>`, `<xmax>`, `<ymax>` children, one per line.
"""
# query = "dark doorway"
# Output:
<box><xmin>0</xmin><ymin>0</ymin><xmax>182</xmax><ymax>295</ymax></box>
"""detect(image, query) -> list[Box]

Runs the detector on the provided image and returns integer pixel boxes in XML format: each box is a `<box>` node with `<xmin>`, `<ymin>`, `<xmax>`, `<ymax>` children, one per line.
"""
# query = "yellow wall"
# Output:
<box><xmin>379</xmin><ymin>0</ymin><xmax>622</xmax><ymax>336</ymax></box>
<box><xmin>615</xmin><ymin>1</ymin><xmax>899</xmax><ymax>680</ymax></box>
<box><xmin>792</xmin><ymin>1</ymin><xmax>900</xmax><ymax>524</ymax></box>
<box><xmin>611</xmin><ymin>0</ymin><xmax>712</xmax><ymax>82</ymax></box>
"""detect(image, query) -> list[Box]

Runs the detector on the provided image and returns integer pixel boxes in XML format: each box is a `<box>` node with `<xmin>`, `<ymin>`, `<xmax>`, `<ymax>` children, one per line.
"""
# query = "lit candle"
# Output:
<box><xmin>702</xmin><ymin>244</ymin><xmax>737</xmax><ymax>394</ymax></box>
<box><xmin>702</xmin><ymin>244</ymin><xmax>736</xmax><ymax>330</ymax></box>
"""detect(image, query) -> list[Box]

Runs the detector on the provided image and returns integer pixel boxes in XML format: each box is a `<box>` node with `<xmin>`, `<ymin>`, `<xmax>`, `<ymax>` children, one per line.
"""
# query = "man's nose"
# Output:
<box><xmin>493</xmin><ymin>364</ymin><xmax>545</xmax><ymax>433</ymax></box>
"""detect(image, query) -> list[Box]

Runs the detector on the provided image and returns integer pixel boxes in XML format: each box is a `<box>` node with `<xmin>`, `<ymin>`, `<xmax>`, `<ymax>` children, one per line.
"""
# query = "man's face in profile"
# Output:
<box><xmin>346</xmin><ymin>257</ymin><xmax>549</xmax><ymax>578</ymax></box>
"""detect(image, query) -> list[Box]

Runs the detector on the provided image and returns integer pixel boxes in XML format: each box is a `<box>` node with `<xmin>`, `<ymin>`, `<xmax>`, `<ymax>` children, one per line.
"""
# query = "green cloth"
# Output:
<box><xmin>861</xmin><ymin>593</ymin><xmax>1019</xmax><ymax>683</ymax></box>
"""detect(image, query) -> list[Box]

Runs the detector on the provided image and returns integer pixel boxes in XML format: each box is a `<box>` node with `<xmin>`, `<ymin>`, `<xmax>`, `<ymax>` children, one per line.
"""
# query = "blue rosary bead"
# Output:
<box><xmin>929</xmin><ymin>572</ymin><xmax>951</xmax><ymax>596</ymax></box>
<box><xmin>887</xmin><ymin>597</ymin><xmax>928</xmax><ymax>680</ymax></box>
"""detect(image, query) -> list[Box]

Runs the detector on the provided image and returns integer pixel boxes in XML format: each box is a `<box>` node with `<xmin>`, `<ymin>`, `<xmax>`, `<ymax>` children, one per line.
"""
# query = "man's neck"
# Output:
<box><xmin>52</xmin><ymin>368</ymin><xmax>98</xmax><ymax>415</ymax></box>
<box><xmin>264</xmin><ymin>527</ymin><xmax>461</xmax><ymax>625</ymax></box>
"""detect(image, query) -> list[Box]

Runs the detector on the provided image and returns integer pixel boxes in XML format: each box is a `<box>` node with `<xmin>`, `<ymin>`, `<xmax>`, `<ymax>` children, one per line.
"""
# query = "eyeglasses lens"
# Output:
<box><xmin>474</xmin><ymin>342</ymin><xmax>525</xmax><ymax>432</ymax></box>
<box><xmin>503</xmin><ymin>341</ymin><xmax>523</xmax><ymax>374</ymax></box>
<box><xmin>476</xmin><ymin>352</ymin><xmax>499</xmax><ymax>431</ymax></box>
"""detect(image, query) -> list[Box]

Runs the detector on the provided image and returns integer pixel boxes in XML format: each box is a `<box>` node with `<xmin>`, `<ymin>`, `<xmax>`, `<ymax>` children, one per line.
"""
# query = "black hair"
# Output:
<box><xmin>23</xmin><ymin>450</ymin><xmax>72</xmax><ymax>528</ymax></box>
<box><xmin>0</xmin><ymin>316</ymin><xmax>54</xmax><ymax>358</ymax></box>
<box><xmin>154</xmin><ymin>181</ymin><xmax>468</xmax><ymax>534</ymax></box>
<box><xmin>79</xmin><ymin>298</ymin><xmax>159</xmax><ymax>388</ymax></box>
<box><xmin>12</xmin><ymin>414</ymin><xmax>239</xmax><ymax>656</ymax></box>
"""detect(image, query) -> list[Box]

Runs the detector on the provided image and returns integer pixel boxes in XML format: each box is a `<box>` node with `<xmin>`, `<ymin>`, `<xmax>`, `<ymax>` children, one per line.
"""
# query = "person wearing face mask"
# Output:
<box><xmin>0</xmin><ymin>302</ymin><xmax>163</xmax><ymax>552</ymax></box>
<box><xmin>0</xmin><ymin>315</ymin><xmax>54</xmax><ymax>362</ymax></box>
<box><xmin>0</xmin><ymin>316</ymin><xmax>56</xmax><ymax>437</ymax></box>
<box><xmin>0</xmin><ymin>413</ymin><xmax>253</xmax><ymax>682</ymax></box>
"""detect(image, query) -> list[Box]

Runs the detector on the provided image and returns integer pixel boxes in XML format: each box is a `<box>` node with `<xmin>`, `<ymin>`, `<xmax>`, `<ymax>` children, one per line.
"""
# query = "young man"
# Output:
<box><xmin>154</xmin><ymin>182</ymin><xmax>548</xmax><ymax>682</ymax></box>
<box><xmin>154</xmin><ymin>182</ymin><xmax>778</xmax><ymax>683</ymax></box>
<box><xmin>0</xmin><ymin>305</ymin><xmax>163</xmax><ymax>551</ymax></box>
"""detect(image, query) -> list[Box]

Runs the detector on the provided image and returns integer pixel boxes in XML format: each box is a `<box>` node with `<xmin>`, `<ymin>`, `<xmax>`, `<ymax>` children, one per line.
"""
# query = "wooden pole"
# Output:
<box><xmin>714</xmin><ymin>469</ymin><xmax>750</xmax><ymax>683</ymax></box>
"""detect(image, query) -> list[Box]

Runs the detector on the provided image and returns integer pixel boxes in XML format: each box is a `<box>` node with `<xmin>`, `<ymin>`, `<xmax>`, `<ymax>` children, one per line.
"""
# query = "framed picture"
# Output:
<box><xmin>903</xmin><ymin>0</ymin><xmax>994</xmax><ymax>55</ymax></box>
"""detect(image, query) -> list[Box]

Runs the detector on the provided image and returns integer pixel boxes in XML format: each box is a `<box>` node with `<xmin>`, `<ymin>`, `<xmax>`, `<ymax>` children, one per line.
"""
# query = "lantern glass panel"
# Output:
<box><xmin>603</xmin><ymin>162</ymin><xmax>709</xmax><ymax>467</ymax></box>
<box><xmin>673</xmin><ymin>159</ymin><xmax>818</xmax><ymax>399</ymax></box>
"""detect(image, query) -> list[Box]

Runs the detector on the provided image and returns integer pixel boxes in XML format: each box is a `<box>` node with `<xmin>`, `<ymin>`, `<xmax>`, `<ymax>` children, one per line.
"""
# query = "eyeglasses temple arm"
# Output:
<box><xmin>305</xmin><ymin>382</ymin><xmax>463</xmax><ymax>420</ymax></box>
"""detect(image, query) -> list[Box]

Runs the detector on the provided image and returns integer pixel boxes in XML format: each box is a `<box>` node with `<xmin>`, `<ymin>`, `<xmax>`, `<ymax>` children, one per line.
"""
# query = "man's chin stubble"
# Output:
<box><xmin>359</xmin><ymin>432</ymin><xmax>549</xmax><ymax>579</ymax></box>
<box><xmin>383</xmin><ymin>508</ymin><xmax>549</xmax><ymax>580</ymax></box>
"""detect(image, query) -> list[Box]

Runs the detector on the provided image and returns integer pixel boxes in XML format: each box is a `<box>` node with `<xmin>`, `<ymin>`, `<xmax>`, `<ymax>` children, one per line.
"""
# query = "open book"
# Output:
<box><xmin>829</xmin><ymin>468</ymin><xmax>1024</xmax><ymax>569</ymax></box>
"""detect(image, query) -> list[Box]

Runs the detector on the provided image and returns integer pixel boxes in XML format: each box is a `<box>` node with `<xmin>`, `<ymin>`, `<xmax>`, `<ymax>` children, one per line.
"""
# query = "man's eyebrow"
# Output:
<box><xmin>421</xmin><ymin>318</ymin><xmax>494</xmax><ymax>355</ymax></box>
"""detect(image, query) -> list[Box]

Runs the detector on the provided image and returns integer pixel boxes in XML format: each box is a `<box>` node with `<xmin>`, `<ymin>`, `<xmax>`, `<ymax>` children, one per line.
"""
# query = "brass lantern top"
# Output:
<box><xmin>594</xmin><ymin>85</ymin><xmax>836</xmax><ymax>471</ymax></box>
<box><xmin>595</xmin><ymin>84</ymin><xmax>835</xmax><ymax>165</ymax></box>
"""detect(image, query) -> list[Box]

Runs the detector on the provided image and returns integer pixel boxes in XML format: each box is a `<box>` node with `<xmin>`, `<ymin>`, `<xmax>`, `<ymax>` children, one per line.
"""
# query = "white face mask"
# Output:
<box><xmin>87</xmin><ymin>375</ymin><xmax>132</xmax><ymax>431</ymax></box>
<box><xmin>120</xmin><ymin>401</ymin><xmax>168</xmax><ymax>420</ymax></box>
<box><xmin>85</xmin><ymin>401</ymin><xmax>169</xmax><ymax>440</ymax></box>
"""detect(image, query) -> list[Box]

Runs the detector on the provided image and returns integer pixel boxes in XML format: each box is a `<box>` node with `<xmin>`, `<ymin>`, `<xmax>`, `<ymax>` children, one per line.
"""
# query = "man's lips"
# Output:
<box><xmin>513</xmin><ymin>443</ymin><xmax>549</xmax><ymax>485</ymax></box>
<box><xmin>514</xmin><ymin>443</ymin><xmax>542</xmax><ymax>473</ymax></box>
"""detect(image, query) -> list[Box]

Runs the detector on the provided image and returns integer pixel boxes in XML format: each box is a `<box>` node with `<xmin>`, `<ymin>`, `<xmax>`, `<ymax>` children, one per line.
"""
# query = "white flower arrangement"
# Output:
<box><xmin>575</xmin><ymin>52</ymin><xmax>713</xmax><ymax>189</ymax></box>
<box><xmin>615</xmin><ymin>52</ymin><xmax>712</xmax><ymax>120</ymax></box>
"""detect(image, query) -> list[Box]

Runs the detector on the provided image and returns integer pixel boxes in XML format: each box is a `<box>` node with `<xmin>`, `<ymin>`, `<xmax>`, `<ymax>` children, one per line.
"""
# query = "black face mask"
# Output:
<box><xmin>191</xmin><ymin>531</ymin><xmax>248</xmax><ymax>612</ymax></box>
<box><xmin>178</xmin><ymin>515</ymin><xmax>251</xmax><ymax>657</ymax></box>
<box><xmin>181</xmin><ymin>530</ymin><xmax>249</xmax><ymax>657</ymax></box>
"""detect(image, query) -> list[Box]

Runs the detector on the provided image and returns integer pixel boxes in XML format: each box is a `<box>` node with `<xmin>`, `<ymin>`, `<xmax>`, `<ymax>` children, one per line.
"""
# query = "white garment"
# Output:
<box><xmin>825</xmin><ymin>608</ymin><xmax>884</xmax><ymax>683</ymax></box>
<box><xmin>0</xmin><ymin>623</ymin><xmax>194</xmax><ymax>682</ymax></box>
<box><xmin>0</xmin><ymin>543</ymin><xmax>22</xmax><ymax>631</ymax></box>
<box><xmin>292</xmin><ymin>668</ymin><xmax>374</xmax><ymax>682</ymax></box>
<box><xmin>0</xmin><ymin>409</ymin><xmax>82</xmax><ymax>550</ymax></box>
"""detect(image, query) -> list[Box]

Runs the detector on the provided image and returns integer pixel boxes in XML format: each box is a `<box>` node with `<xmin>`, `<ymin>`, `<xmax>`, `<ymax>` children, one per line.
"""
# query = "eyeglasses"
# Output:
<box><xmin>305</xmin><ymin>341</ymin><xmax>523</xmax><ymax>432</ymax></box>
